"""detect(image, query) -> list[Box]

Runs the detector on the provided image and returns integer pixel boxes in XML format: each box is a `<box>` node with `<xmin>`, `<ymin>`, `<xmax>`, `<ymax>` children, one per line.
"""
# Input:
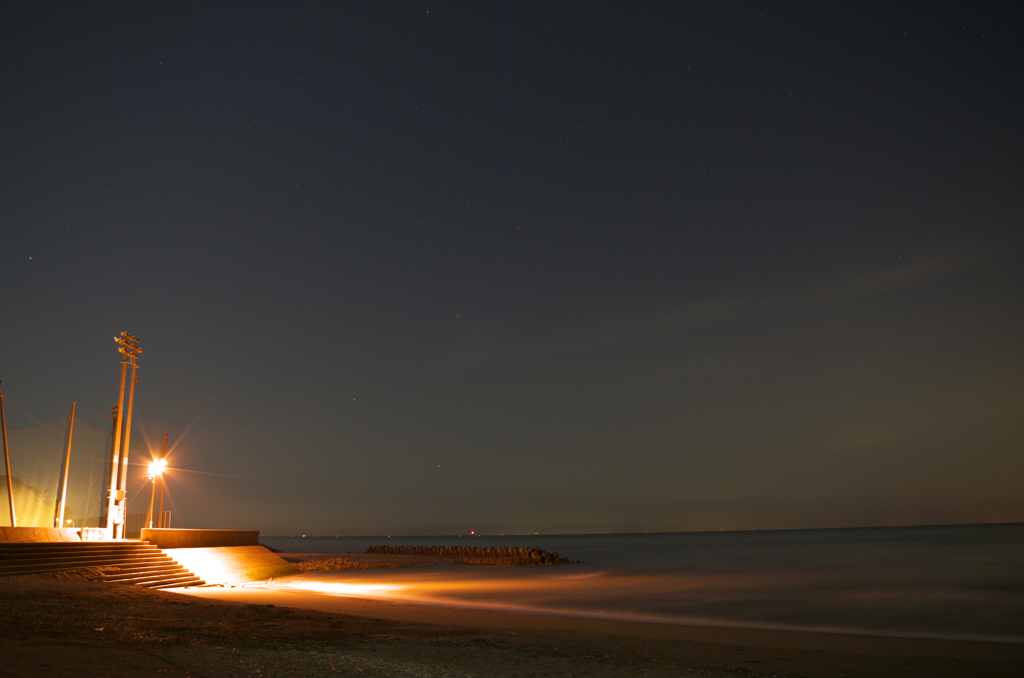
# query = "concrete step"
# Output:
<box><xmin>147</xmin><ymin>576</ymin><xmax>205</xmax><ymax>589</ymax></box>
<box><xmin>0</xmin><ymin>552</ymin><xmax>162</xmax><ymax>563</ymax></box>
<box><xmin>0</xmin><ymin>540</ymin><xmax>203</xmax><ymax>588</ymax></box>
<box><xmin>100</xmin><ymin>564</ymin><xmax>189</xmax><ymax>581</ymax></box>
<box><xmin>0</xmin><ymin>548</ymin><xmax>164</xmax><ymax>565</ymax></box>
<box><xmin>0</xmin><ymin>557</ymin><xmax>173</xmax><ymax>577</ymax></box>
<box><xmin>111</xmin><ymin>569</ymin><xmax>192</xmax><ymax>586</ymax></box>
<box><xmin>121</xmin><ymin>569</ymin><xmax>192</xmax><ymax>585</ymax></box>
<box><xmin>0</xmin><ymin>542</ymin><xmax>148</xmax><ymax>553</ymax></box>
<box><xmin>102</xmin><ymin>561</ymin><xmax>183</xmax><ymax>574</ymax></box>
<box><xmin>0</xmin><ymin>544</ymin><xmax>145</xmax><ymax>548</ymax></box>
<box><xmin>0</xmin><ymin>546</ymin><xmax>161</xmax><ymax>557</ymax></box>
<box><xmin>0</xmin><ymin>544</ymin><xmax>174</xmax><ymax>569</ymax></box>
<box><xmin>0</xmin><ymin>563</ymin><xmax>126</xmax><ymax>576</ymax></box>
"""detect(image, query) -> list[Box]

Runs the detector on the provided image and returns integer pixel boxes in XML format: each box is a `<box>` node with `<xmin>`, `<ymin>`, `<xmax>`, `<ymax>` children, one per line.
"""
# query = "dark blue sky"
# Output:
<box><xmin>2</xmin><ymin>2</ymin><xmax>1022</xmax><ymax>534</ymax></box>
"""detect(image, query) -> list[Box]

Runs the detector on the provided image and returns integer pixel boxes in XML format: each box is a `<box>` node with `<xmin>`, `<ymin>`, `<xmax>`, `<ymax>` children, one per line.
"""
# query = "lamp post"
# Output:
<box><xmin>103</xmin><ymin>359</ymin><xmax>127</xmax><ymax>532</ymax></box>
<box><xmin>55</xmin><ymin>402</ymin><xmax>75</xmax><ymax>528</ymax></box>
<box><xmin>0</xmin><ymin>381</ymin><xmax>15</xmax><ymax>527</ymax></box>
<box><xmin>145</xmin><ymin>458</ymin><xmax>167</xmax><ymax>530</ymax></box>
<box><xmin>106</xmin><ymin>332</ymin><xmax>141</xmax><ymax>539</ymax></box>
<box><xmin>115</xmin><ymin>333</ymin><xmax>141</xmax><ymax>539</ymax></box>
<box><xmin>158</xmin><ymin>431</ymin><xmax>167</xmax><ymax>527</ymax></box>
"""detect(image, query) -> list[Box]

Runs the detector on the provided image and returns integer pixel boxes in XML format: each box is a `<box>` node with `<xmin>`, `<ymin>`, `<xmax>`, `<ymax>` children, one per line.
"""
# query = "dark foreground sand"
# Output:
<box><xmin>1</xmin><ymin>568</ymin><xmax>1022</xmax><ymax>677</ymax></box>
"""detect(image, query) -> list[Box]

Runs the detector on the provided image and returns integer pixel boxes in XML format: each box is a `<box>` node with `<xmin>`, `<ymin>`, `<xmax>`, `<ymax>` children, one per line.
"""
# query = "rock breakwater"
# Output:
<box><xmin>366</xmin><ymin>545</ymin><xmax>578</xmax><ymax>566</ymax></box>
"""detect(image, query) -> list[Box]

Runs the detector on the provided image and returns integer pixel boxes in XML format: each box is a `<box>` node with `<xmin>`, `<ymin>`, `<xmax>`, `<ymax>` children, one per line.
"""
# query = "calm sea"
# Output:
<box><xmin>261</xmin><ymin>523</ymin><xmax>1024</xmax><ymax>643</ymax></box>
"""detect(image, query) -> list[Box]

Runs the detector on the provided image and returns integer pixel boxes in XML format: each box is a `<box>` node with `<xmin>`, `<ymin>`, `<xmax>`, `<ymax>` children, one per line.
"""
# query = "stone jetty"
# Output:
<box><xmin>294</xmin><ymin>557</ymin><xmax>417</xmax><ymax>571</ymax></box>
<box><xmin>366</xmin><ymin>545</ymin><xmax>578</xmax><ymax>566</ymax></box>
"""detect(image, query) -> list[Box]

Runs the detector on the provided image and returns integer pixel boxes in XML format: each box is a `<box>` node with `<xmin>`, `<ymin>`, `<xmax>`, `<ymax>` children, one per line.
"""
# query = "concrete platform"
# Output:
<box><xmin>0</xmin><ymin>527</ymin><xmax>88</xmax><ymax>543</ymax></box>
<box><xmin>0</xmin><ymin>526</ymin><xmax>293</xmax><ymax>584</ymax></box>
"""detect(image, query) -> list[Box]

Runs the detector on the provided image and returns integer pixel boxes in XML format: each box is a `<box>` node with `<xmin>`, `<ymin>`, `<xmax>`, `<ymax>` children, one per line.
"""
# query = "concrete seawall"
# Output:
<box><xmin>0</xmin><ymin>527</ymin><xmax>97</xmax><ymax>542</ymax></box>
<box><xmin>141</xmin><ymin>529</ymin><xmax>260</xmax><ymax>549</ymax></box>
<box><xmin>0</xmin><ymin>527</ymin><xmax>295</xmax><ymax>583</ymax></box>
<box><xmin>164</xmin><ymin>545</ymin><xmax>297</xmax><ymax>583</ymax></box>
<box><xmin>140</xmin><ymin>529</ymin><xmax>296</xmax><ymax>583</ymax></box>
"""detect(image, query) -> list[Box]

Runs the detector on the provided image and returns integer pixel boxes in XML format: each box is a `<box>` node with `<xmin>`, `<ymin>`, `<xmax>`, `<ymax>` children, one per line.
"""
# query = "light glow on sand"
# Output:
<box><xmin>283</xmin><ymin>580</ymin><xmax>405</xmax><ymax>597</ymax></box>
<box><xmin>175</xmin><ymin>565</ymin><xmax>1024</xmax><ymax>645</ymax></box>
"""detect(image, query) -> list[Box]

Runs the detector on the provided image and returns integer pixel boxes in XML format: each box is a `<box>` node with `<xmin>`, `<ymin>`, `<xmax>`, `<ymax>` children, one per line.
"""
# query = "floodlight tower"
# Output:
<box><xmin>116</xmin><ymin>333</ymin><xmax>142</xmax><ymax>537</ymax></box>
<box><xmin>1</xmin><ymin>381</ymin><xmax>15</xmax><ymax>527</ymax></box>
<box><xmin>102</xmin><ymin>377</ymin><xmax>127</xmax><ymax>532</ymax></box>
<box><xmin>105</xmin><ymin>332</ymin><xmax>141</xmax><ymax>538</ymax></box>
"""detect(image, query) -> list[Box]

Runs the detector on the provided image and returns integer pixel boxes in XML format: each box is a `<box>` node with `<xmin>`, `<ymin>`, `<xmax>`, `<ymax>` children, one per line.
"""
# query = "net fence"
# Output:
<box><xmin>1</xmin><ymin>416</ymin><xmax>166</xmax><ymax>529</ymax></box>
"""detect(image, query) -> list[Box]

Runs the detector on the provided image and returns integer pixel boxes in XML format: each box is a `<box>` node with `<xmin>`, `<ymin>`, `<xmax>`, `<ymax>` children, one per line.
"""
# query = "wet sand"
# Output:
<box><xmin>281</xmin><ymin>552</ymin><xmax>448</xmax><ymax>569</ymax></box>
<box><xmin>2</xmin><ymin>568</ymin><xmax>1022</xmax><ymax>677</ymax></box>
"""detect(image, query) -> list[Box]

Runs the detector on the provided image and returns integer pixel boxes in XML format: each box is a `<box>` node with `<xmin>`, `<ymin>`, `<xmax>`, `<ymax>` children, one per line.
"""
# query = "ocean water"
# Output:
<box><xmin>260</xmin><ymin>523</ymin><xmax>1024</xmax><ymax>643</ymax></box>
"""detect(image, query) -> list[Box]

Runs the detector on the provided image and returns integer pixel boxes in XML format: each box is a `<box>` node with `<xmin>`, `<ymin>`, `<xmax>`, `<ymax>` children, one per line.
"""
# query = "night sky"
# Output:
<box><xmin>2</xmin><ymin>2</ymin><xmax>1022</xmax><ymax>535</ymax></box>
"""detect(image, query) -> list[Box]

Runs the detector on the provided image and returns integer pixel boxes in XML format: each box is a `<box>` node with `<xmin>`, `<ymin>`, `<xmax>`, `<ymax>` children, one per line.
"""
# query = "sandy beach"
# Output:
<box><xmin>2</xmin><ymin>558</ymin><xmax>1022</xmax><ymax>678</ymax></box>
<box><xmin>6</xmin><ymin>2</ymin><xmax>1023</xmax><ymax>673</ymax></box>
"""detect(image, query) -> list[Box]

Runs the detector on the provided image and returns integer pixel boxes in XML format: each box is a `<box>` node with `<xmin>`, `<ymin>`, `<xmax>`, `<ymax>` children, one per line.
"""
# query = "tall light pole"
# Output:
<box><xmin>158</xmin><ymin>431</ymin><xmax>167</xmax><ymax>527</ymax></box>
<box><xmin>106</xmin><ymin>332</ymin><xmax>141</xmax><ymax>539</ymax></box>
<box><xmin>103</xmin><ymin>361</ymin><xmax>128</xmax><ymax>533</ymax></box>
<box><xmin>0</xmin><ymin>381</ymin><xmax>15</xmax><ymax>527</ymax></box>
<box><xmin>116</xmin><ymin>355</ymin><xmax>140</xmax><ymax>537</ymax></box>
<box><xmin>55</xmin><ymin>402</ymin><xmax>75</xmax><ymax>528</ymax></box>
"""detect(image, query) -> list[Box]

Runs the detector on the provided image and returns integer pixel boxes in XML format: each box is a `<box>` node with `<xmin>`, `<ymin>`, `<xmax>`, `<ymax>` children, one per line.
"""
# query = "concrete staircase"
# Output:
<box><xmin>0</xmin><ymin>540</ymin><xmax>205</xmax><ymax>589</ymax></box>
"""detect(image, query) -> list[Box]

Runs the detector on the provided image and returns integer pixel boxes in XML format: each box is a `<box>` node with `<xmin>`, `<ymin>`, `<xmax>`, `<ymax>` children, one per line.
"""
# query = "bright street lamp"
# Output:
<box><xmin>148</xmin><ymin>459</ymin><xmax>167</xmax><ymax>478</ymax></box>
<box><xmin>145</xmin><ymin>458</ymin><xmax>168</xmax><ymax>530</ymax></box>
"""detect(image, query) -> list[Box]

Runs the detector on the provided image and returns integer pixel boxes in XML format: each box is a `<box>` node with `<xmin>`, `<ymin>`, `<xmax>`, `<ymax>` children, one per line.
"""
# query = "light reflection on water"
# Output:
<box><xmin>263</xmin><ymin>524</ymin><xmax>1024</xmax><ymax>642</ymax></box>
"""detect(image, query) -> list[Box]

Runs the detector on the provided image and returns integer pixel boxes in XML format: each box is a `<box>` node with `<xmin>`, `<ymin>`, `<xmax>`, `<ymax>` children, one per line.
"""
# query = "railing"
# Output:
<box><xmin>122</xmin><ymin>511</ymin><xmax>171</xmax><ymax>539</ymax></box>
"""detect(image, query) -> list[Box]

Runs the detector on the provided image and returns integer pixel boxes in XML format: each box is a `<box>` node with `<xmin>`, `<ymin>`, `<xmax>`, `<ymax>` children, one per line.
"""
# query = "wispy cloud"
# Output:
<box><xmin>831</xmin><ymin>395</ymin><xmax>1024</xmax><ymax>455</ymax></box>
<box><xmin>435</xmin><ymin>250</ymin><xmax>989</xmax><ymax>372</ymax></box>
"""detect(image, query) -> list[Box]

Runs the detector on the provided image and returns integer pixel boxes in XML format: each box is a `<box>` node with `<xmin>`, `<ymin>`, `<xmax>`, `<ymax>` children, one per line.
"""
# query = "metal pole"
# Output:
<box><xmin>56</xmin><ymin>402</ymin><xmax>76</xmax><ymax>528</ymax></box>
<box><xmin>104</xmin><ymin>358</ymin><xmax>128</xmax><ymax>531</ymax></box>
<box><xmin>145</xmin><ymin>476</ymin><xmax>156</xmax><ymax>529</ymax></box>
<box><xmin>83</xmin><ymin>458</ymin><xmax>96</xmax><ymax>530</ymax></box>
<box><xmin>109</xmin><ymin>332</ymin><xmax>142</xmax><ymax>539</ymax></box>
<box><xmin>158</xmin><ymin>431</ymin><xmax>167</xmax><ymax>527</ymax></box>
<box><xmin>103</xmin><ymin>404</ymin><xmax>118</xmax><ymax>526</ymax></box>
<box><xmin>0</xmin><ymin>381</ymin><xmax>16</xmax><ymax>527</ymax></box>
<box><xmin>115</xmin><ymin>365</ymin><xmax>138</xmax><ymax>539</ymax></box>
